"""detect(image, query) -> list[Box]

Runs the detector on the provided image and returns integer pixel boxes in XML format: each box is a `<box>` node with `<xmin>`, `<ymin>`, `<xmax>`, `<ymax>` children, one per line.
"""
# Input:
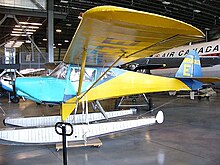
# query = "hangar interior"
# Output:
<box><xmin>0</xmin><ymin>0</ymin><xmax>220</xmax><ymax>165</ymax></box>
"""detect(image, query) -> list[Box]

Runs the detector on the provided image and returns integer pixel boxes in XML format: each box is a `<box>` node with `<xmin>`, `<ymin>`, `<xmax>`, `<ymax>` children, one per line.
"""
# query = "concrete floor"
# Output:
<box><xmin>0</xmin><ymin>93</ymin><xmax>220</xmax><ymax>165</ymax></box>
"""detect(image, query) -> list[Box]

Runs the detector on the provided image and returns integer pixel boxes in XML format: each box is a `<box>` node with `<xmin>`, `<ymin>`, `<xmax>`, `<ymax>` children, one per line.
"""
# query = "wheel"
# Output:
<box><xmin>132</xmin><ymin>99</ymin><xmax>136</xmax><ymax>104</ymax></box>
<box><xmin>10</xmin><ymin>96</ymin><xmax>19</xmax><ymax>103</ymax></box>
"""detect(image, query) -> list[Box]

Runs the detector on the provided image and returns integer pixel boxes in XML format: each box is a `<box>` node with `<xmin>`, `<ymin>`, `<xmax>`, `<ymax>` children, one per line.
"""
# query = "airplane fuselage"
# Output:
<box><xmin>15</xmin><ymin>62</ymin><xmax>125</xmax><ymax>104</ymax></box>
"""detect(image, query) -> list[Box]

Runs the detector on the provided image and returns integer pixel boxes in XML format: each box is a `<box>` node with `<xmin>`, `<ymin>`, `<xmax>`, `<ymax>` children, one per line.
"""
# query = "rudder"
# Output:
<box><xmin>175</xmin><ymin>50</ymin><xmax>202</xmax><ymax>78</ymax></box>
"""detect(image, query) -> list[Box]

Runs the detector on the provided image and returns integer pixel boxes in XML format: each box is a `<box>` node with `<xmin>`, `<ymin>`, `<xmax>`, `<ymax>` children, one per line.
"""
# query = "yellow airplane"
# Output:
<box><xmin>60</xmin><ymin>6</ymin><xmax>206</xmax><ymax>120</ymax></box>
<box><xmin>3</xmin><ymin>5</ymin><xmax>220</xmax><ymax>145</ymax></box>
<box><xmin>15</xmin><ymin>6</ymin><xmax>211</xmax><ymax>122</ymax></box>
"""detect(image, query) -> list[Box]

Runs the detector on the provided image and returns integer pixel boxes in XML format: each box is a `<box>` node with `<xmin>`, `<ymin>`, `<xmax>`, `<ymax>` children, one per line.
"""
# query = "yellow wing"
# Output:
<box><xmin>63</xmin><ymin>6</ymin><xmax>204</xmax><ymax>66</ymax></box>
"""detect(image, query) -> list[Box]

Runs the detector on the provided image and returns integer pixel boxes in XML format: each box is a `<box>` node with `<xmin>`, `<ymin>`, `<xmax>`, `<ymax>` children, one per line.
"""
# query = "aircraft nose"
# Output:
<box><xmin>15</xmin><ymin>76</ymin><xmax>68</xmax><ymax>103</ymax></box>
<box><xmin>15</xmin><ymin>77</ymin><xmax>43</xmax><ymax>100</ymax></box>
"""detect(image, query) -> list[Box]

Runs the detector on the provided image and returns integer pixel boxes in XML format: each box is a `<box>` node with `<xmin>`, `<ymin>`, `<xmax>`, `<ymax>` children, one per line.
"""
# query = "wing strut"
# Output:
<box><xmin>77</xmin><ymin>49</ymin><xmax>87</xmax><ymax>96</ymax></box>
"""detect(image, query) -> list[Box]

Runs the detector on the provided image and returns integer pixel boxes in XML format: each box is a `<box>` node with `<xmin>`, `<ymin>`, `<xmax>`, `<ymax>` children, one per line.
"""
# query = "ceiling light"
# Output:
<box><xmin>12</xmin><ymin>31</ymin><xmax>33</xmax><ymax>35</ymax></box>
<box><xmin>25</xmin><ymin>29</ymin><xmax>36</xmax><ymax>32</ymax></box>
<box><xmin>12</xmin><ymin>31</ymin><xmax>23</xmax><ymax>34</ymax></box>
<box><xmin>25</xmin><ymin>40</ymin><xmax>31</xmax><ymax>43</ymax></box>
<box><xmin>13</xmin><ymin>28</ymin><xmax>23</xmax><ymax>31</ymax></box>
<box><xmin>19</xmin><ymin>22</ymin><xmax>42</xmax><ymax>26</ymax></box>
<box><xmin>53</xmin><ymin>46</ymin><xmax>56</xmax><ymax>48</ymax></box>
<box><xmin>64</xmin><ymin>40</ymin><xmax>69</xmax><ymax>43</ymax></box>
<box><xmin>5</xmin><ymin>41</ymin><xmax>24</xmax><ymax>48</ymax></box>
<box><xmin>58</xmin><ymin>43</ymin><xmax>62</xmax><ymax>46</ymax></box>
<box><xmin>13</xmin><ymin>28</ymin><xmax>36</xmax><ymax>32</ymax></box>
<box><xmin>60</xmin><ymin>0</ymin><xmax>68</xmax><ymax>3</ymax></box>
<box><xmin>193</xmin><ymin>9</ymin><xmax>201</xmax><ymax>13</ymax></box>
<box><xmin>43</xmin><ymin>38</ymin><xmax>47</xmax><ymax>41</ymax></box>
<box><xmin>56</xmin><ymin>29</ymin><xmax>62</xmax><ymax>33</ymax></box>
<box><xmin>10</xmin><ymin>34</ymin><xmax>20</xmax><ymax>36</ymax></box>
<box><xmin>15</xmin><ymin>25</ymin><xmax>39</xmax><ymax>29</ymax></box>
<box><xmin>162</xmin><ymin>1</ymin><xmax>171</xmax><ymax>5</ymax></box>
<box><xmin>66</xmin><ymin>23</ymin><xmax>71</xmax><ymax>26</ymax></box>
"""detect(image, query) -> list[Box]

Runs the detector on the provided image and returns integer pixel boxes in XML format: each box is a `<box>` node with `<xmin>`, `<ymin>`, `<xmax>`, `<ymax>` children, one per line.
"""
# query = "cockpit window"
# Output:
<box><xmin>50</xmin><ymin>62</ymin><xmax>68</xmax><ymax>79</ymax></box>
<box><xmin>101</xmin><ymin>70</ymin><xmax>116</xmax><ymax>80</ymax></box>
<box><xmin>70</xmin><ymin>67</ymin><xmax>96</xmax><ymax>82</ymax></box>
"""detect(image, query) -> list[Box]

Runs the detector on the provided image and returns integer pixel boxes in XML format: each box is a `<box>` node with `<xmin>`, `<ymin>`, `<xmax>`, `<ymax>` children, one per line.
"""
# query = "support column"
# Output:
<box><xmin>48</xmin><ymin>0</ymin><xmax>54</xmax><ymax>62</ymax></box>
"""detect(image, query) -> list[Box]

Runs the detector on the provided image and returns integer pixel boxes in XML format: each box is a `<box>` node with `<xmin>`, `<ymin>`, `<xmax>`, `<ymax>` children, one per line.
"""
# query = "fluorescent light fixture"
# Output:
<box><xmin>25</xmin><ymin>40</ymin><xmax>31</xmax><ymax>43</ymax></box>
<box><xmin>162</xmin><ymin>1</ymin><xmax>171</xmax><ymax>5</ymax></box>
<box><xmin>5</xmin><ymin>41</ymin><xmax>24</xmax><ymax>48</ymax></box>
<box><xmin>10</xmin><ymin>34</ymin><xmax>20</xmax><ymax>36</ymax></box>
<box><xmin>13</xmin><ymin>28</ymin><xmax>36</xmax><ymax>32</ymax></box>
<box><xmin>15</xmin><ymin>25</ymin><xmax>39</xmax><ymax>29</ymax></box>
<box><xmin>12</xmin><ymin>31</ymin><xmax>33</xmax><ymax>35</ymax></box>
<box><xmin>193</xmin><ymin>9</ymin><xmax>201</xmax><ymax>13</ymax></box>
<box><xmin>56</xmin><ymin>29</ymin><xmax>62</xmax><ymax>33</ymax></box>
<box><xmin>58</xmin><ymin>43</ymin><xmax>62</xmax><ymax>46</ymax></box>
<box><xmin>11</xmin><ymin>33</ymin><xmax>29</xmax><ymax>37</ymax></box>
<box><xmin>12</xmin><ymin>31</ymin><xmax>23</xmax><ymax>33</ymax></box>
<box><xmin>64</xmin><ymin>40</ymin><xmax>69</xmax><ymax>43</ymax></box>
<box><xmin>13</xmin><ymin>28</ymin><xmax>23</xmax><ymax>31</ymax></box>
<box><xmin>53</xmin><ymin>46</ymin><xmax>56</xmax><ymax>48</ymax></box>
<box><xmin>61</xmin><ymin>0</ymin><xmax>68</xmax><ymax>3</ymax></box>
<box><xmin>19</xmin><ymin>22</ymin><xmax>42</xmax><ymax>26</ymax></box>
<box><xmin>43</xmin><ymin>38</ymin><xmax>47</xmax><ymax>41</ymax></box>
<box><xmin>66</xmin><ymin>23</ymin><xmax>71</xmax><ymax>26</ymax></box>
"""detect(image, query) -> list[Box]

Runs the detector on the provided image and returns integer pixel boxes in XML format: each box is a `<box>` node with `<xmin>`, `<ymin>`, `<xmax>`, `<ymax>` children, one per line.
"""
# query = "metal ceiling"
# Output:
<box><xmin>0</xmin><ymin>0</ymin><xmax>220</xmax><ymax>50</ymax></box>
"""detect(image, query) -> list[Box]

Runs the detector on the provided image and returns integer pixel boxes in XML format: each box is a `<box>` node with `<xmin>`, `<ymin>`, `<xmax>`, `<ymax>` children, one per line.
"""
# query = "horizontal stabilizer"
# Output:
<box><xmin>183</xmin><ymin>77</ymin><xmax>220</xmax><ymax>83</ymax></box>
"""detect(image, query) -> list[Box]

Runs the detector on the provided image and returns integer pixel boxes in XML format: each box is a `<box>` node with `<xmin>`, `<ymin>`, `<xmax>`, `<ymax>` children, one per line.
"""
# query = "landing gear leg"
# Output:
<box><xmin>92</xmin><ymin>100</ymin><xmax>108</xmax><ymax>120</ymax></box>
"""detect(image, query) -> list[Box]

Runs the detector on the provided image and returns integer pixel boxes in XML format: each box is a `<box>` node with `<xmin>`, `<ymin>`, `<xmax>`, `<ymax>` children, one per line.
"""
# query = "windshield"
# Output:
<box><xmin>50</xmin><ymin>62</ymin><xmax>68</xmax><ymax>79</ymax></box>
<box><xmin>70</xmin><ymin>67</ymin><xmax>96</xmax><ymax>82</ymax></box>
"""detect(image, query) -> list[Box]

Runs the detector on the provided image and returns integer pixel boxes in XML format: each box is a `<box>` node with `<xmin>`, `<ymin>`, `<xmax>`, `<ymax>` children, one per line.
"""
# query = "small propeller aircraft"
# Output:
<box><xmin>2</xmin><ymin>6</ymin><xmax>220</xmax><ymax>145</ymax></box>
<box><xmin>14</xmin><ymin>6</ymin><xmax>217</xmax><ymax>121</ymax></box>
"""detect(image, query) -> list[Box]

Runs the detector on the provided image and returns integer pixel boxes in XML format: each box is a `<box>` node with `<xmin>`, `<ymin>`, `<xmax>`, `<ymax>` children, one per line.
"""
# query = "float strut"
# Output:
<box><xmin>55</xmin><ymin>122</ymin><xmax>73</xmax><ymax>165</ymax></box>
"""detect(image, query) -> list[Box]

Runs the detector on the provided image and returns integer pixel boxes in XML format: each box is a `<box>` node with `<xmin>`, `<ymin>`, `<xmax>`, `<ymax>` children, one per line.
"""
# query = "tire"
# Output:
<box><xmin>11</xmin><ymin>96</ymin><xmax>19</xmax><ymax>103</ymax></box>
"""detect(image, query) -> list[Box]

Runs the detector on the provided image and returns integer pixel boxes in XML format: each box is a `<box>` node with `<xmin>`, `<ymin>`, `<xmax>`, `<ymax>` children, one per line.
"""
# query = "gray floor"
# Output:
<box><xmin>0</xmin><ymin>93</ymin><xmax>220</xmax><ymax>165</ymax></box>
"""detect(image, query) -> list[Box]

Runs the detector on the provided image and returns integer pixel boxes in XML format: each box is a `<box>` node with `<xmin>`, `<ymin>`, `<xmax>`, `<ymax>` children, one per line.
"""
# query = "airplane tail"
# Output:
<box><xmin>175</xmin><ymin>50</ymin><xmax>203</xmax><ymax>90</ymax></box>
<box><xmin>175</xmin><ymin>50</ymin><xmax>202</xmax><ymax>78</ymax></box>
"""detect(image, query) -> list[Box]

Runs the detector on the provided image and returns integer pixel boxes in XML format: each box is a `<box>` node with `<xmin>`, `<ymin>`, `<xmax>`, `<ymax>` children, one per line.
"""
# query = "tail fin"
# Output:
<box><xmin>175</xmin><ymin>50</ymin><xmax>202</xmax><ymax>78</ymax></box>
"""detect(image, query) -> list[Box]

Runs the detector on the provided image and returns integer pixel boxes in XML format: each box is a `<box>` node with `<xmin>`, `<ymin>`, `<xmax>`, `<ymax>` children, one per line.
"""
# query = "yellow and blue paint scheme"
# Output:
<box><xmin>14</xmin><ymin>6</ymin><xmax>208</xmax><ymax>121</ymax></box>
<box><xmin>175</xmin><ymin>50</ymin><xmax>203</xmax><ymax>90</ymax></box>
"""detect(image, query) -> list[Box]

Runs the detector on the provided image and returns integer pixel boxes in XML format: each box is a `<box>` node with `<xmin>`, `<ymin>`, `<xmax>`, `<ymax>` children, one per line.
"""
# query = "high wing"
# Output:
<box><xmin>63</xmin><ymin>6</ymin><xmax>204</xmax><ymax>67</ymax></box>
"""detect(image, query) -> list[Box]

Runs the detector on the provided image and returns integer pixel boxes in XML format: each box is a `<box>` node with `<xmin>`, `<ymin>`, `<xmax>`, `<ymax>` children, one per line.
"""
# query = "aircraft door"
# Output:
<box><xmin>69</xmin><ymin>67</ymin><xmax>97</xmax><ymax>94</ymax></box>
